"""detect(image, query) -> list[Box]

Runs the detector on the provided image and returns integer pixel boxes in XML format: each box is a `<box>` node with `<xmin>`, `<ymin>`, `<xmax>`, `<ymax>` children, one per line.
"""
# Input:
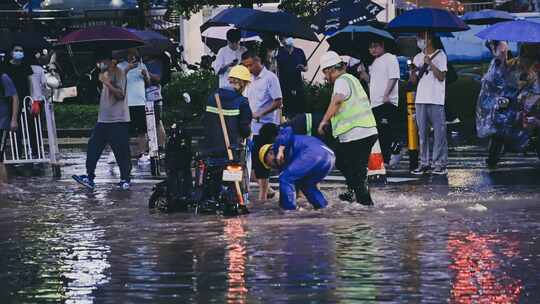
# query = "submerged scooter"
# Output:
<box><xmin>148</xmin><ymin>94</ymin><xmax>248</xmax><ymax>216</ymax></box>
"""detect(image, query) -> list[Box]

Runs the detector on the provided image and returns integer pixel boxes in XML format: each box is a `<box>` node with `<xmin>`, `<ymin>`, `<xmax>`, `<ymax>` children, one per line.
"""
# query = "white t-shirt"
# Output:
<box><xmin>413</xmin><ymin>50</ymin><xmax>447</xmax><ymax>105</ymax></box>
<box><xmin>118</xmin><ymin>61</ymin><xmax>148</xmax><ymax>107</ymax></box>
<box><xmin>332</xmin><ymin>77</ymin><xmax>378</xmax><ymax>143</ymax></box>
<box><xmin>245</xmin><ymin>67</ymin><xmax>282</xmax><ymax>135</ymax></box>
<box><xmin>212</xmin><ymin>45</ymin><xmax>247</xmax><ymax>88</ymax></box>
<box><xmin>369</xmin><ymin>53</ymin><xmax>400</xmax><ymax>108</ymax></box>
<box><xmin>30</xmin><ymin>65</ymin><xmax>46</xmax><ymax>100</ymax></box>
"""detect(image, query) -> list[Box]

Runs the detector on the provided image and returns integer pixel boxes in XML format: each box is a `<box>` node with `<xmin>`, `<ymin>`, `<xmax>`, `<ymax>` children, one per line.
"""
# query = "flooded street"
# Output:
<box><xmin>1</xmin><ymin>148</ymin><xmax>540</xmax><ymax>303</ymax></box>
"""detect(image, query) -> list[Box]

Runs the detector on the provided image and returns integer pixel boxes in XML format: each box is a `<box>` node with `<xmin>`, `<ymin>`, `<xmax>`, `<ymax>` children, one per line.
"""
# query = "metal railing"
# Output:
<box><xmin>3</xmin><ymin>95</ymin><xmax>61</xmax><ymax>175</ymax></box>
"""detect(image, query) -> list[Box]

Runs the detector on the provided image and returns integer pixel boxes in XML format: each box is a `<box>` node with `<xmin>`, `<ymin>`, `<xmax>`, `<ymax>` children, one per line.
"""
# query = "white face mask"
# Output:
<box><xmin>97</xmin><ymin>62</ymin><xmax>108</xmax><ymax>71</ymax></box>
<box><xmin>284</xmin><ymin>37</ymin><xmax>294</xmax><ymax>47</ymax></box>
<box><xmin>417</xmin><ymin>39</ymin><xmax>426</xmax><ymax>51</ymax></box>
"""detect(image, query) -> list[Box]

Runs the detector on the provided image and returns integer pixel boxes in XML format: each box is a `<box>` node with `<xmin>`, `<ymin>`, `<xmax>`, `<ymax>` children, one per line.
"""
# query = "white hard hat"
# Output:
<box><xmin>320</xmin><ymin>51</ymin><xmax>344</xmax><ymax>70</ymax></box>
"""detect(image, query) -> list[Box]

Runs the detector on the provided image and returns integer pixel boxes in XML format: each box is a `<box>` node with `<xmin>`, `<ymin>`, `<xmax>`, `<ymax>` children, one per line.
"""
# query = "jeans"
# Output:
<box><xmin>415</xmin><ymin>103</ymin><xmax>448</xmax><ymax>168</ymax></box>
<box><xmin>86</xmin><ymin>122</ymin><xmax>131</xmax><ymax>181</ymax></box>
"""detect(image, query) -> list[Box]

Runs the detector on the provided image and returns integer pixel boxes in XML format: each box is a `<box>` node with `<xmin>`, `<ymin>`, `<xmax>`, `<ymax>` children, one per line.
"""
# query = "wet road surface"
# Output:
<box><xmin>1</xmin><ymin>145</ymin><xmax>539</xmax><ymax>303</ymax></box>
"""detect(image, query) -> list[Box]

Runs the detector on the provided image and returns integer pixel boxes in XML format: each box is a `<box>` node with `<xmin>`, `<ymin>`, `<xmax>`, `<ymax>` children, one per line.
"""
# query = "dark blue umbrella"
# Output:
<box><xmin>387</xmin><ymin>8</ymin><xmax>469</xmax><ymax>33</ymax></box>
<box><xmin>476</xmin><ymin>20</ymin><xmax>540</xmax><ymax>43</ymax></box>
<box><xmin>462</xmin><ymin>9</ymin><xmax>515</xmax><ymax>25</ymax></box>
<box><xmin>200</xmin><ymin>8</ymin><xmax>318</xmax><ymax>42</ymax></box>
<box><xmin>311</xmin><ymin>0</ymin><xmax>384</xmax><ymax>35</ymax></box>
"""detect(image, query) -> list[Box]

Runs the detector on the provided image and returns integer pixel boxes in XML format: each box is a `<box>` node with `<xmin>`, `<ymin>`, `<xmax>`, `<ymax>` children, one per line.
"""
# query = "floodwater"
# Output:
<box><xmin>1</xmin><ymin>164</ymin><xmax>540</xmax><ymax>303</ymax></box>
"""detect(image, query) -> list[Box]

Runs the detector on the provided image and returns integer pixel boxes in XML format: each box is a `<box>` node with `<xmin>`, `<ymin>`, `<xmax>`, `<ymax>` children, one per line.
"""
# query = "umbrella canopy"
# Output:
<box><xmin>127</xmin><ymin>29</ymin><xmax>173</xmax><ymax>55</ymax></box>
<box><xmin>0</xmin><ymin>32</ymin><xmax>51</xmax><ymax>52</ymax></box>
<box><xmin>200</xmin><ymin>8</ymin><xmax>319</xmax><ymax>42</ymax></box>
<box><xmin>201</xmin><ymin>26</ymin><xmax>261</xmax><ymax>54</ymax></box>
<box><xmin>327</xmin><ymin>25</ymin><xmax>396</xmax><ymax>62</ymax></box>
<box><xmin>56</xmin><ymin>26</ymin><xmax>145</xmax><ymax>51</ymax></box>
<box><xmin>476</xmin><ymin>20</ymin><xmax>540</xmax><ymax>43</ymax></box>
<box><xmin>387</xmin><ymin>8</ymin><xmax>469</xmax><ymax>33</ymax></box>
<box><xmin>311</xmin><ymin>0</ymin><xmax>384</xmax><ymax>35</ymax></box>
<box><xmin>462</xmin><ymin>9</ymin><xmax>515</xmax><ymax>25</ymax></box>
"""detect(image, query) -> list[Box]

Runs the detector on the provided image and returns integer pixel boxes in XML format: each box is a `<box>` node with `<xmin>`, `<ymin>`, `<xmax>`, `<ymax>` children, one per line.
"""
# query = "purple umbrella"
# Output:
<box><xmin>56</xmin><ymin>26</ymin><xmax>145</xmax><ymax>51</ymax></box>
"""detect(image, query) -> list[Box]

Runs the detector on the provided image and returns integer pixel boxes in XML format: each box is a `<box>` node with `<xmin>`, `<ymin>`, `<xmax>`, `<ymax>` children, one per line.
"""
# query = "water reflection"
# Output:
<box><xmin>224</xmin><ymin>218</ymin><xmax>248</xmax><ymax>303</ymax></box>
<box><xmin>448</xmin><ymin>232</ymin><xmax>522</xmax><ymax>303</ymax></box>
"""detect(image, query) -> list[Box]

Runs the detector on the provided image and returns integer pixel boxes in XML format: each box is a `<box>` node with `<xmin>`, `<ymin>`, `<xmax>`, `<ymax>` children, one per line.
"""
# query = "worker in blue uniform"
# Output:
<box><xmin>259</xmin><ymin>126</ymin><xmax>335</xmax><ymax>210</ymax></box>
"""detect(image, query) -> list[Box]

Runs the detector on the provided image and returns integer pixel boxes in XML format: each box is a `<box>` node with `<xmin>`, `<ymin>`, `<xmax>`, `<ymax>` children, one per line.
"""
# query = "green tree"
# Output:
<box><xmin>278</xmin><ymin>0</ymin><xmax>331</xmax><ymax>20</ymax></box>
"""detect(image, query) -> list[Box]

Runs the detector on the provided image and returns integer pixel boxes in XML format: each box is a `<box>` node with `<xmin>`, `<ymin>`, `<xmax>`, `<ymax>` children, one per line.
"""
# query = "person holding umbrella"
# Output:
<box><xmin>73</xmin><ymin>50</ymin><xmax>131</xmax><ymax>190</ymax></box>
<box><xmin>212</xmin><ymin>29</ymin><xmax>247</xmax><ymax>88</ymax></box>
<box><xmin>276</xmin><ymin>36</ymin><xmax>308</xmax><ymax>119</ymax></box>
<box><xmin>357</xmin><ymin>39</ymin><xmax>401</xmax><ymax>166</ymax></box>
<box><xmin>408</xmin><ymin>32</ymin><xmax>449</xmax><ymax>176</ymax></box>
<box><xmin>317</xmin><ymin>51</ymin><xmax>378</xmax><ymax>206</ymax></box>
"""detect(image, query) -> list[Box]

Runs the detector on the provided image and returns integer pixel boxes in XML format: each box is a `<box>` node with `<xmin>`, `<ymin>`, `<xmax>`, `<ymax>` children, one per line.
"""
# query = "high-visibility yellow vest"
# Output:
<box><xmin>331</xmin><ymin>73</ymin><xmax>376</xmax><ymax>137</ymax></box>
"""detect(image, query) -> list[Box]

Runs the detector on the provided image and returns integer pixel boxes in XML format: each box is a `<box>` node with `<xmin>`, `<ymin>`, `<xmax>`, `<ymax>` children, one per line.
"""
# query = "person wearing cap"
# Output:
<box><xmin>212</xmin><ymin>29</ymin><xmax>247</xmax><ymax>88</ymax></box>
<box><xmin>259</xmin><ymin>126</ymin><xmax>335</xmax><ymax>210</ymax></box>
<box><xmin>73</xmin><ymin>50</ymin><xmax>131</xmax><ymax>190</ymax></box>
<box><xmin>202</xmin><ymin>65</ymin><xmax>253</xmax><ymax>156</ymax></box>
<box><xmin>317</xmin><ymin>51</ymin><xmax>378</xmax><ymax>206</ymax></box>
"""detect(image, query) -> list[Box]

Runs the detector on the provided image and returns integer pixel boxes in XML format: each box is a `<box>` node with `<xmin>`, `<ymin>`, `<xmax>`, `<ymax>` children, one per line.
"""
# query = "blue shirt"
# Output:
<box><xmin>276</xmin><ymin>47</ymin><xmax>307</xmax><ymax>89</ymax></box>
<box><xmin>0</xmin><ymin>73</ymin><xmax>17</xmax><ymax>130</ymax></box>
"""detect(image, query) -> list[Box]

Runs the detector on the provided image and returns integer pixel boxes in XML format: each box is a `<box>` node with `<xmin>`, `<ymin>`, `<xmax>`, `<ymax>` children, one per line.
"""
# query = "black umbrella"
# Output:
<box><xmin>387</xmin><ymin>8</ymin><xmax>469</xmax><ymax>33</ymax></box>
<box><xmin>462</xmin><ymin>9</ymin><xmax>515</xmax><ymax>25</ymax></box>
<box><xmin>200</xmin><ymin>8</ymin><xmax>319</xmax><ymax>42</ymax></box>
<box><xmin>311</xmin><ymin>0</ymin><xmax>385</xmax><ymax>35</ymax></box>
<box><xmin>127</xmin><ymin>29</ymin><xmax>173</xmax><ymax>55</ymax></box>
<box><xmin>327</xmin><ymin>25</ymin><xmax>396</xmax><ymax>62</ymax></box>
<box><xmin>0</xmin><ymin>32</ymin><xmax>51</xmax><ymax>52</ymax></box>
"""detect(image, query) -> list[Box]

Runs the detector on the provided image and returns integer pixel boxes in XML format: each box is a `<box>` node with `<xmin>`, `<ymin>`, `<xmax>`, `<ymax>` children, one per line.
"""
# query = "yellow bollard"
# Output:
<box><xmin>406</xmin><ymin>91</ymin><xmax>419</xmax><ymax>171</ymax></box>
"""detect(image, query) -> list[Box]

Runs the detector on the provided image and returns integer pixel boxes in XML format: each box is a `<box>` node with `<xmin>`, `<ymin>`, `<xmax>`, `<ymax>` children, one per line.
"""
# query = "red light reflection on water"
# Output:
<box><xmin>448</xmin><ymin>232</ymin><xmax>522</xmax><ymax>304</ymax></box>
<box><xmin>224</xmin><ymin>218</ymin><xmax>248</xmax><ymax>303</ymax></box>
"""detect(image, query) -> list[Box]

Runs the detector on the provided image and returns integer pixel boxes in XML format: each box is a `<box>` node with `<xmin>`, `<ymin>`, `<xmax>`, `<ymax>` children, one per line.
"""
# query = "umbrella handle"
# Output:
<box><xmin>307</xmin><ymin>35</ymin><xmax>326</xmax><ymax>63</ymax></box>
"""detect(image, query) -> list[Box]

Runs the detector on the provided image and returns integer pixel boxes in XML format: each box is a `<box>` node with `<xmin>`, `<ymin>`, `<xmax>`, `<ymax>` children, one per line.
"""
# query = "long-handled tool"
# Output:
<box><xmin>214</xmin><ymin>93</ymin><xmax>244</xmax><ymax>205</ymax></box>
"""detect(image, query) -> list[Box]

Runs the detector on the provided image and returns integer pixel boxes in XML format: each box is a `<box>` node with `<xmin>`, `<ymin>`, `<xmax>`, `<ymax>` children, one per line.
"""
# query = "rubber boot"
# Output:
<box><xmin>354</xmin><ymin>183</ymin><xmax>374</xmax><ymax>206</ymax></box>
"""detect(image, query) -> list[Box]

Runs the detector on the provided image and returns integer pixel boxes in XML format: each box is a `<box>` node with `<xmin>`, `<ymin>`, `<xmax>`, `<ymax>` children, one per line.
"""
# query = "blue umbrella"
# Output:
<box><xmin>387</xmin><ymin>8</ymin><xmax>469</xmax><ymax>33</ymax></box>
<box><xmin>462</xmin><ymin>9</ymin><xmax>515</xmax><ymax>25</ymax></box>
<box><xmin>311</xmin><ymin>0</ymin><xmax>384</xmax><ymax>35</ymax></box>
<box><xmin>476</xmin><ymin>20</ymin><xmax>540</xmax><ymax>43</ymax></box>
<box><xmin>200</xmin><ymin>8</ymin><xmax>318</xmax><ymax>42</ymax></box>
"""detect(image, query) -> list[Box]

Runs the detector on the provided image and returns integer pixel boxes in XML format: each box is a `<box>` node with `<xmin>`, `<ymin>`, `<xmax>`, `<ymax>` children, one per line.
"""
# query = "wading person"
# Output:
<box><xmin>0</xmin><ymin>69</ymin><xmax>19</xmax><ymax>182</ymax></box>
<box><xmin>118</xmin><ymin>48</ymin><xmax>150</xmax><ymax>163</ymax></box>
<box><xmin>277</xmin><ymin>36</ymin><xmax>308</xmax><ymax>118</ymax></box>
<box><xmin>317</xmin><ymin>51</ymin><xmax>378</xmax><ymax>206</ymax></box>
<box><xmin>409</xmin><ymin>32</ymin><xmax>448</xmax><ymax>175</ymax></box>
<box><xmin>259</xmin><ymin>126</ymin><xmax>335</xmax><ymax>210</ymax></box>
<box><xmin>73</xmin><ymin>50</ymin><xmax>131</xmax><ymax>190</ymax></box>
<box><xmin>213</xmin><ymin>29</ymin><xmax>247</xmax><ymax>88</ymax></box>
<box><xmin>241</xmin><ymin>51</ymin><xmax>282</xmax><ymax>201</ymax></box>
<box><xmin>357</xmin><ymin>40</ymin><xmax>401</xmax><ymax>165</ymax></box>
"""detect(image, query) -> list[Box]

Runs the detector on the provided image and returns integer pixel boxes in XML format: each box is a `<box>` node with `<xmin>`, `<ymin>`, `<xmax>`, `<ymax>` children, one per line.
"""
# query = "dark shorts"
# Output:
<box><xmin>129</xmin><ymin>106</ymin><xmax>147</xmax><ymax>135</ymax></box>
<box><xmin>251</xmin><ymin>134</ymin><xmax>271</xmax><ymax>179</ymax></box>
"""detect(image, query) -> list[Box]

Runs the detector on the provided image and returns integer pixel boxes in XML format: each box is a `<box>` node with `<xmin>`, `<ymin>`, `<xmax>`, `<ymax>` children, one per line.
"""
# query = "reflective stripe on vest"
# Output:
<box><xmin>205</xmin><ymin>106</ymin><xmax>240</xmax><ymax>116</ymax></box>
<box><xmin>331</xmin><ymin>73</ymin><xmax>376</xmax><ymax>137</ymax></box>
<box><xmin>306</xmin><ymin>113</ymin><xmax>312</xmax><ymax>136</ymax></box>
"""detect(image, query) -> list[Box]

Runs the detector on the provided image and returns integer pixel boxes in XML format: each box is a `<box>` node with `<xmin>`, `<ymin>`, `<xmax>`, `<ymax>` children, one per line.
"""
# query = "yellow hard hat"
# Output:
<box><xmin>228</xmin><ymin>65</ymin><xmax>252</xmax><ymax>82</ymax></box>
<box><xmin>259</xmin><ymin>144</ymin><xmax>272</xmax><ymax>169</ymax></box>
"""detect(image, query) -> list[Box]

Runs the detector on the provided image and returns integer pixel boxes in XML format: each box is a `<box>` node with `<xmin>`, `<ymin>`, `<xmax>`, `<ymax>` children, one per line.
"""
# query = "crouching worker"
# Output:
<box><xmin>259</xmin><ymin>126</ymin><xmax>335</xmax><ymax>210</ymax></box>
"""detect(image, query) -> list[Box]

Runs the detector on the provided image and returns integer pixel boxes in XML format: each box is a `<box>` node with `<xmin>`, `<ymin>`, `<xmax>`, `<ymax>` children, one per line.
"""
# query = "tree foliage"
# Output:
<box><xmin>166</xmin><ymin>0</ymin><xmax>328</xmax><ymax>19</ymax></box>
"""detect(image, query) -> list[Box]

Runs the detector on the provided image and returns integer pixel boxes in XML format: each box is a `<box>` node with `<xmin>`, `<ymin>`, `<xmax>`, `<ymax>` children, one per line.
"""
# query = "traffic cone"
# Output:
<box><xmin>367</xmin><ymin>139</ymin><xmax>387</xmax><ymax>184</ymax></box>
